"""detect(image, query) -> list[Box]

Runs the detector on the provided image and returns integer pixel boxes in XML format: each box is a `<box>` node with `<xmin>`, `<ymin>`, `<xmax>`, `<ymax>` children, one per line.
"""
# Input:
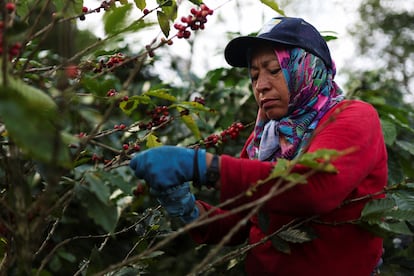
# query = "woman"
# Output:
<box><xmin>129</xmin><ymin>17</ymin><xmax>387</xmax><ymax>275</ymax></box>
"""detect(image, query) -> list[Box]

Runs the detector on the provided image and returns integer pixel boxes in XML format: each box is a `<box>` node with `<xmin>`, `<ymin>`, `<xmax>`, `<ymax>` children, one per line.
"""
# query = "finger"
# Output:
<box><xmin>129</xmin><ymin>154</ymin><xmax>139</xmax><ymax>170</ymax></box>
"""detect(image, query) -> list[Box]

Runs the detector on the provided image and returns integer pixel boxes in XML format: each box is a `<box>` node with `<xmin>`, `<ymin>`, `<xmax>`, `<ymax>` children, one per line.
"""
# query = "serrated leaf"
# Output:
<box><xmin>134</xmin><ymin>0</ymin><xmax>146</xmax><ymax>10</ymax></box>
<box><xmin>146</xmin><ymin>133</ymin><xmax>162</xmax><ymax>148</ymax></box>
<box><xmin>144</xmin><ymin>89</ymin><xmax>176</xmax><ymax>102</ymax></box>
<box><xmin>260</xmin><ymin>0</ymin><xmax>286</xmax><ymax>16</ymax></box>
<box><xmin>103</xmin><ymin>4</ymin><xmax>133</xmax><ymax>35</ymax></box>
<box><xmin>277</xmin><ymin>227</ymin><xmax>316</xmax><ymax>243</ymax></box>
<box><xmin>157</xmin><ymin>11</ymin><xmax>170</xmax><ymax>37</ymax></box>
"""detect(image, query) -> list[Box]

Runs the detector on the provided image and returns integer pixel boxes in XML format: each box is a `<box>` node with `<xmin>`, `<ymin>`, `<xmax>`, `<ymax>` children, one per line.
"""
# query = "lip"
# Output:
<box><xmin>260</xmin><ymin>98</ymin><xmax>280</xmax><ymax>109</ymax></box>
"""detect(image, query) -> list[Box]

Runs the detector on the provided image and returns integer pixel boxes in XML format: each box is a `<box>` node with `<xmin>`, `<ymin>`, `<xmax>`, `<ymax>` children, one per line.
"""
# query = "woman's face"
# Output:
<box><xmin>249</xmin><ymin>46</ymin><xmax>290</xmax><ymax>120</ymax></box>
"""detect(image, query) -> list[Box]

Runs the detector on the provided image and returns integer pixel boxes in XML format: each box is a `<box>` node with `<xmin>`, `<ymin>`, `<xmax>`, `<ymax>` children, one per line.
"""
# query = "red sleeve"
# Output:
<box><xmin>220</xmin><ymin>100</ymin><xmax>387</xmax><ymax>216</ymax></box>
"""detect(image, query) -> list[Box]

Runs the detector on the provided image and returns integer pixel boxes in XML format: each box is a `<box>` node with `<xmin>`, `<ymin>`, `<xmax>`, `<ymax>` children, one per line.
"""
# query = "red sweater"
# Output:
<box><xmin>191</xmin><ymin>100</ymin><xmax>388</xmax><ymax>276</ymax></box>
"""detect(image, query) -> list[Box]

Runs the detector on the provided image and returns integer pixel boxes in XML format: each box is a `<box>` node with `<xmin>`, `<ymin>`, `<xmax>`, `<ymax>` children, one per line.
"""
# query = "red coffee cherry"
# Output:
<box><xmin>5</xmin><ymin>2</ymin><xmax>16</xmax><ymax>12</ymax></box>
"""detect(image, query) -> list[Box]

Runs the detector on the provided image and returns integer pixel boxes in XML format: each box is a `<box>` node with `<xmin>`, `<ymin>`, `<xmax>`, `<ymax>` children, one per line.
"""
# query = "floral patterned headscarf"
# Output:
<box><xmin>246</xmin><ymin>47</ymin><xmax>344</xmax><ymax>161</ymax></box>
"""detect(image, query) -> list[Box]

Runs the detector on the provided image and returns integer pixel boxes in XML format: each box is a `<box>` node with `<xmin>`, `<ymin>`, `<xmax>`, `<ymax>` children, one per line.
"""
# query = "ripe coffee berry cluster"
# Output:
<box><xmin>138</xmin><ymin>105</ymin><xmax>170</xmax><ymax>130</ymax></box>
<box><xmin>106</xmin><ymin>88</ymin><xmax>117</xmax><ymax>97</ymax></box>
<box><xmin>122</xmin><ymin>143</ymin><xmax>141</xmax><ymax>153</ymax></box>
<box><xmin>94</xmin><ymin>53</ymin><xmax>126</xmax><ymax>73</ymax></box>
<box><xmin>173</xmin><ymin>4</ymin><xmax>213</xmax><ymax>39</ymax></box>
<box><xmin>0</xmin><ymin>16</ymin><xmax>22</xmax><ymax>59</ymax></box>
<box><xmin>203</xmin><ymin>122</ymin><xmax>244</xmax><ymax>148</ymax></box>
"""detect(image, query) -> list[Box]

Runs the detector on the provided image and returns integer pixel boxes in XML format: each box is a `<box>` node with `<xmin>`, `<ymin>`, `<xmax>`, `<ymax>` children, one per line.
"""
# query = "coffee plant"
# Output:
<box><xmin>0</xmin><ymin>0</ymin><xmax>413</xmax><ymax>275</ymax></box>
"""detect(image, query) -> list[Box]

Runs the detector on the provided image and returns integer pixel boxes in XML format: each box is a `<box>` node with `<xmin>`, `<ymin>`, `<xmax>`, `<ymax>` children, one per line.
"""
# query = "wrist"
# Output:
<box><xmin>180</xmin><ymin>204</ymin><xmax>199</xmax><ymax>223</ymax></box>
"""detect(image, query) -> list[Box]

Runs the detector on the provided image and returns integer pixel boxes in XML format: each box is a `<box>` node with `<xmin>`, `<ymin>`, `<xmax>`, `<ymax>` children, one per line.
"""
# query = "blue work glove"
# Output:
<box><xmin>129</xmin><ymin>146</ymin><xmax>206</xmax><ymax>223</ymax></box>
<box><xmin>156</xmin><ymin>182</ymin><xmax>199</xmax><ymax>223</ymax></box>
<box><xmin>129</xmin><ymin>145</ymin><xmax>207</xmax><ymax>192</ymax></box>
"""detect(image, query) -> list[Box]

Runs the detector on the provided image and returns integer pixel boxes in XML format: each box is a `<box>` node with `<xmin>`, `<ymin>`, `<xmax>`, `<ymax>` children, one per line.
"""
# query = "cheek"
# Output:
<box><xmin>253</xmin><ymin>89</ymin><xmax>260</xmax><ymax>105</ymax></box>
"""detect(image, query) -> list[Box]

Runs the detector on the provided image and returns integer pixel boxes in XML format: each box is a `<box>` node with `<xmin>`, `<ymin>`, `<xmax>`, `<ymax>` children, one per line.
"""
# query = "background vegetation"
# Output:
<box><xmin>0</xmin><ymin>0</ymin><xmax>413</xmax><ymax>275</ymax></box>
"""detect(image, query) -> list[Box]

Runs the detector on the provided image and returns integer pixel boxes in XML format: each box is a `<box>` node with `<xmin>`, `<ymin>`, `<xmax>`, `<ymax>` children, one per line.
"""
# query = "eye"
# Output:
<box><xmin>270</xmin><ymin>68</ymin><xmax>282</xmax><ymax>75</ymax></box>
<box><xmin>250</xmin><ymin>73</ymin><xmax>258</xmax><ymax>82</ymax></box>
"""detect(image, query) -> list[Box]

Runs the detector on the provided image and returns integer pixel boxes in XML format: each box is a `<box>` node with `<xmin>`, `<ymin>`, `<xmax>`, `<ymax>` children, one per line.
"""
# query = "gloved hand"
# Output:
<box><xmin>129</xmin><ymin>145</ymin><xmax>207</xmax><ymax>193</ymax></box>
<box><xmin>156</xmin><ymin>182</ymin><xmax>199</xmax><ymax>223</ymax></box>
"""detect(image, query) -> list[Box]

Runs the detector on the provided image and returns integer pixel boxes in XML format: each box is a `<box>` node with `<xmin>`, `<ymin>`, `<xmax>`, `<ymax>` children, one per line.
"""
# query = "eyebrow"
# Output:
<box><xmin>249</xmin><ymin>59</ymin><xmax>280</xmax><ymax>71</ymax></box>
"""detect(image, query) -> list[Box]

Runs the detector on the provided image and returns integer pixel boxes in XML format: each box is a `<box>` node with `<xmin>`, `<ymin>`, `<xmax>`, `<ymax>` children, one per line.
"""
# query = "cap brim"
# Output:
<box><xmin>224</xmin><ymin>36</ymin><xmax>295</xmax><ymax>68</ymax></box>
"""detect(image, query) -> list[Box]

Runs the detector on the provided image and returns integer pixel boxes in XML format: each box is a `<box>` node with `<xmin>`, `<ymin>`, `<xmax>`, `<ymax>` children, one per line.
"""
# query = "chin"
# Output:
<box><xmin>266</xmin><ymin>112</ymin><xmax>284</xmax><ymax>120</ymax></box>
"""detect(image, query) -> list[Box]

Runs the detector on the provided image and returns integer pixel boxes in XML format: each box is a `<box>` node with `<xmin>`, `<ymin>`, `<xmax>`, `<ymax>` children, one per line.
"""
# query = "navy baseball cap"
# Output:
<box><xmin>224</xmin><ymin>17</ymin><xmax>333</xmax><ymax>68</ymax></box>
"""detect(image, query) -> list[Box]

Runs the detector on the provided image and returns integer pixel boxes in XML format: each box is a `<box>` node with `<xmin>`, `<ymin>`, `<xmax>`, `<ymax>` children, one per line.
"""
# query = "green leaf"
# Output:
<box><xmin>78</xmin><ymin>186</ymin><xmax>119</xmax><ymax>232</ymax></box>
<box><xmin>175</xmin><ymin>101</ymin><xmax>211</xmax><ymax>112</ymax></box>
<box><xmin>84</xmin><ymin>172</ymin><xmax>111</xmax><ymax>204</ymax></box>
<box><xmin>284</xmin><ymin>173</ymin><xmax>308</xmax><ymax>184</ymax></box>
<box><xmin>81</xmin><ymin>74</ymin><xmax>121</xmax><ymax>97</ymax></box>
<box><xmin>376</xmin><ymin>220</ymin><xmax>413</xmax><ymax>235</ymax></box>
<box><xmin>396</xmin><ymin>140</ymin><xmax>414</xmax><ymax>156</ymax></box>
<box><xmin>381</xmin><ymin>118</ymin><xmax>397</xmax><ymax>145</ymax></box>
<box><xmin>57</xmin><ymin>250</ymin><xmax>76</xmax><ymax>263</ymax></box>
<box><xmin>180</xmin><ymin>114</ymin><xmax>201</xmax><ymax>140</ymax></box>
<box><xmin>134</xmin><ymin>0</ymin><xmax>147</xmax><ymax>10</ymax></box>
<box><xmin>391</xmin><ymin>189</ymin><xmax>414</xmax><ymax>210</ymax></box>
<box><xmin>142</xmin><ymin>250</ymin><xmax>165</xmax><ymax>259</ymax></box>
<box><xmin>146</xmin><ymin>133</ymin><xmax>162</xmax><ymax>148</ymax></box>
<box><xmin>144</xmin><ymin>89</ymin><xmax>177</xmax><ymax>102</ymax></box>
<box><xmin>161</xmin><ymin>1</ymin><xmax>178</xmax><ymax>22</ymax></box>
<box><xmin>269</xmin><ymin>158</ymin><xmax>290</xmax><ymax>178</ymax></box>
<box><xmin>89</xmin><ymin>200</ymin><xmax>119</xmax><ymax>233</ymax></box>
<box><xmin>54</xmin><ymin>0</ymin><xmax>83</xmax><ymax>17</ymax></box>
<box><xmin>119</xmin><ymin>95</ymin><xmax>151</xmax><ymax>115</ymax></box>
<box><xmin>0</xmin><ymin>79</ymin><xmax>71</xmax><ymax>167</ymax></box>
<box><xmin>188</xmin><ymin>0</ymin><xmax>202</xmax><ymax>5</ymax></box>
<box><xmin>300</xmin><ymin>149</ymin><xmax>341</xmax><ymax>162</ymax></box>
<box><xmin>260</xmin><ymin>0</ymin><xmax>286</xmax><ymax>16</ymax></box>
<box><xmin>103</xmin><ymin>4</ymin><xmax>133</xmax><ymax>35</ymax></box>
<box><xmin>270</xmin><ymin>235</ymin><xmax>291</xmax><ymax>254</ymax></box>
<box><xmin>103</xmin><ymin>171</ymin><xmax>133</xmax><ymax>195</ymax></box>
<box><xmin>360</xmin><ymin>197</ymin><xmax>396</xmax><ymax>222</ymax></box>
<box><xmin>277</xmin><ymin>226</ymin><xmax>317</xmax><ymax>243</ymax></box>
<box><xmin>157</xmin><ymin>11</ymin><xmax>170</xmax><ymax>37</ymax></box>
<box><xmin>258</xmin><ymin>211</ymin><xmax>270</xmax><ymax>233</ymax></box>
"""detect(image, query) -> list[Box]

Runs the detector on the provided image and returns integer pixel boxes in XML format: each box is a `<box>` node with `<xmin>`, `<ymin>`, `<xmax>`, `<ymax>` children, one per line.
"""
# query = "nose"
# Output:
<box><xmin>255</xmin><ymin>74</ymin><xmax>271</xmax><ymax>94</ymax></box>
